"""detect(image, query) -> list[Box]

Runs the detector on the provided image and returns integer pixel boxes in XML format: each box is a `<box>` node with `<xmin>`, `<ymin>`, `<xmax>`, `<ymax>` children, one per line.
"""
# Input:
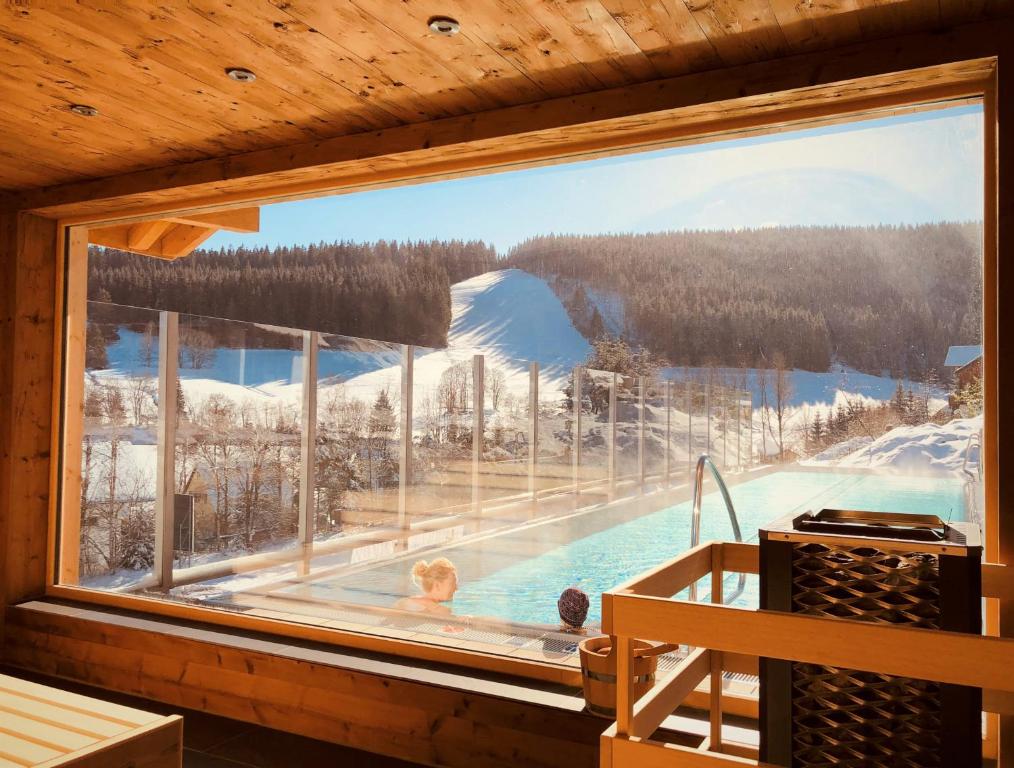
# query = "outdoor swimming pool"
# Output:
<box><xmin>296</xmin><ymin>470</ymin><xmax>967</xmax><ymax>627</ymax></box>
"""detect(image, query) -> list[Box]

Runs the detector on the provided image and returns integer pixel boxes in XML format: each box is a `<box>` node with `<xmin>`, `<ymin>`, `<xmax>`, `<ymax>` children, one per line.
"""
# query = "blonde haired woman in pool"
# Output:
<box><xmin>394</xmin><ymin>558</ymin><xmax>458</xmax><ymax>616</ymax></box>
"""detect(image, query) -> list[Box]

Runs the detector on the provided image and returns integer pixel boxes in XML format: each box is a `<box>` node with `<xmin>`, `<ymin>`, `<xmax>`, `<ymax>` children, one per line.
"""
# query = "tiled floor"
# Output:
<box><xmin>0</xmin><ymin>666</ymin><xmax>422</xmax><ymax>768</ymax></box>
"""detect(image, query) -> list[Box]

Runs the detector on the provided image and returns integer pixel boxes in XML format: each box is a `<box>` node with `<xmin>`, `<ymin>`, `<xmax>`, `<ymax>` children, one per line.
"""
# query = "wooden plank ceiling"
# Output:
<box><xmin>0</xmin><ymin>0</ymin><xmax>1010</xmax><ymax>195</ymax></box>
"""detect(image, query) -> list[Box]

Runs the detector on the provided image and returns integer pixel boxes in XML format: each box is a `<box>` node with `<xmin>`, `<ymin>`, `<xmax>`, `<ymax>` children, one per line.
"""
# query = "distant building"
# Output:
<box><xmin>944</xmin><ymin>344</ymin><xmax>982</xmax><ymax>390</ymax></box>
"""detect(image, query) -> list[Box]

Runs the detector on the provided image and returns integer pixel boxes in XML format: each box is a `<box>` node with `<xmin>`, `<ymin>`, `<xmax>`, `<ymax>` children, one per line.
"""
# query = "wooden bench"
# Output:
<box><xmin>0</xmin><ymin>674</ymin><xmax>182</xmax><ymax>768</ymax></box>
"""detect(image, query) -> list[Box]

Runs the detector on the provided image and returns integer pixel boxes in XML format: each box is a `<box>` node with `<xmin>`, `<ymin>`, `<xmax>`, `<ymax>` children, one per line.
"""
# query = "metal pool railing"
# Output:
<box><xmin>689</xmin><ymin>454</ymin><xmax>746</xmax><ymax>603</ymax></box>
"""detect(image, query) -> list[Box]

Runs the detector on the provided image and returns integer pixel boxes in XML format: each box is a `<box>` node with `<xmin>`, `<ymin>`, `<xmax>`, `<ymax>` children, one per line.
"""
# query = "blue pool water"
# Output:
<box><xmin>301</xmin><ymin>470</ymin><xmax>967</xmax><ymax>627</ymax></box>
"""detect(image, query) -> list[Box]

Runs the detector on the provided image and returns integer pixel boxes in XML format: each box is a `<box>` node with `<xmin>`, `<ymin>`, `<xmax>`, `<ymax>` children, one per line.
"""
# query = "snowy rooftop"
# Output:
<box><xmin>944</xmin><ymin>345</ymin><xmax>982</xmax><ymax>368</ymax></box>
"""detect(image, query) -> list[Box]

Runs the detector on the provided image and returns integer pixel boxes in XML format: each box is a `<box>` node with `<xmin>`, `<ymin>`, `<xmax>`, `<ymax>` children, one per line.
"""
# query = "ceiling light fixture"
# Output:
<box><xmin>69</xmin><ymin>104</ymin><xmax>99</xmax><ymax>117</ymax></box>
<box><xmin>427</xmin><ymin>16</ymin><xmax>460</xmax><ymax>36</ymax></box>
<box><xmin>225</xmin><ymin>67</ymin><xmax>257</xmax><ymax>83</ymax></box>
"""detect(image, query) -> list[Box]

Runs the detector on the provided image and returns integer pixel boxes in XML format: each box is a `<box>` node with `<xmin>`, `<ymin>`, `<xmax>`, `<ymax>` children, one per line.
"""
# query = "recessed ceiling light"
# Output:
<box><xmin>427</xmin><ymin>16</ymin><xmax>460</xmax><ymax>36</ymax></box>
<box><xmin>226</xmin><ymin>67</ymin><xmax>257</xmax><ymax>83</ymax></box>
<box><xmin>69</xmin><ymin>104</ymin><xmax>99</xmax><ymax>117</ymax></box>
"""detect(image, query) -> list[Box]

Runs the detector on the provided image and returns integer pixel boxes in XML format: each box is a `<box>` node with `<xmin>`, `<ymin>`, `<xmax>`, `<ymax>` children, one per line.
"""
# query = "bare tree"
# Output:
<box><xmin>138</xmin><ymin>321</ymin><xmax>157</xmax><ymax>368</ymax></box>
<box><xmin>438</xmin><ymin>361</ymin><xmax>472</xmax><ymax>416</ymax></box>
<box><xmin>180</xmin><ymin>327</ymin><xmax>216</xmax><ymax>369</ymax></box>
<box><xmin>772</xmin><ymin>352</ymin><xmax>794</xmax><ymax>461</ymax></box>
<box><xmin>191</xmin><ymin>394</ymin><xmax>239</xmax><ymax>549</ymax></box>
<box><xmin>125</xmin><ymin>375</ymin><xmax>156</xmax><ymax>425</ymax></box>
<box><xmin>487</xmin><ymin>368</ymin><xmax>506</xmax><ymax>412</ymax></box>
<box><xmin>755</xmin><ymin>367</ymin><xmax>772</xmax><ymax>460</ymax></box>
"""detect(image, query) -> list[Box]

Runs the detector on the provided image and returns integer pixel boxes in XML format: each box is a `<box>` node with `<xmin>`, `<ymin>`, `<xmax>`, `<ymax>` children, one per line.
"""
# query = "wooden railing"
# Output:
<box><xmin>600</xmin><ymin>540</ymin><xmax>1014</xmax><ymax>767</ymax></box>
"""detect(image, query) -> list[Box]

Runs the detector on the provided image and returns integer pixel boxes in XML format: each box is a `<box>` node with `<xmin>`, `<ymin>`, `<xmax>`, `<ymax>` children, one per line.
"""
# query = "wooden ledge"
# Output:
<box><xmin>3</xmin><ymin>600</ymin><xmax>602</xmax><ymax>767</ymax></box>
<box><xmin>2</xmin><ymin>600</ymin><xmax>760</xmax><ymax>766</ymax></box>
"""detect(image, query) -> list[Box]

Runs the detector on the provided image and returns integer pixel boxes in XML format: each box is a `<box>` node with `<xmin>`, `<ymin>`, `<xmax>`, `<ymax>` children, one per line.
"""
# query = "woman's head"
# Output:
<box><xmin>412</xmin><ymin>558</ymin><xmax>458</xmax><ymax>602</ymax></box>
<box><xmin>558</xmin><ymin>587</ymin><xmax>590</xmax><ymax>629</ymax></box>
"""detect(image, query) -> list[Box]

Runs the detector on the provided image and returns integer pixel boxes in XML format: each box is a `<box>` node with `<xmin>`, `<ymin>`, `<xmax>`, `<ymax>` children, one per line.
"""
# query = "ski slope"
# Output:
<box><xmin>345</xmin><ymin>269</ymin><xmax>592</xmax><ymax>402</ymax></box>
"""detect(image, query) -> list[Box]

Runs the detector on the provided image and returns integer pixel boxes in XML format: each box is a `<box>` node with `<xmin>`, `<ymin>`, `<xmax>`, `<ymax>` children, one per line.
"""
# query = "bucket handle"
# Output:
<box><xmin>636</xmin><ymin>642</ymin><xmax>679</xmax><ymax>658</ymax></box>
<box><xmin>598</xmin><ymin>641</ymin><xmax>678</xmax><ymax>660</ymax></box>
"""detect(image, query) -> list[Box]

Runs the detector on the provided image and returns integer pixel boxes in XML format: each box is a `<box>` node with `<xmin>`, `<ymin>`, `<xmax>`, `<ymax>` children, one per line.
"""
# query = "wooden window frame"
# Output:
<box><xmin>34</xmin><ymin>47</ymin><xmax>1002</xmax><ymax>706</ymax></box>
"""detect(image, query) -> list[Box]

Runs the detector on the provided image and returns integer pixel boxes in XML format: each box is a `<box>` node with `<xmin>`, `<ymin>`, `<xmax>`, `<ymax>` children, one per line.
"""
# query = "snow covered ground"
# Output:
<box><xmin>96</xmin><ymin>268</ymin><xmax>938</xmax><ymax>418</ymax></box>
<box><xmin>90</xmin><ymin>267</ymin><xmax>957</xmax><ymax>475</ymax></box>
<box><xmin>802</xmin><ymin>415</ymin><xmax>982</xmax><ymax>475</ymax></box>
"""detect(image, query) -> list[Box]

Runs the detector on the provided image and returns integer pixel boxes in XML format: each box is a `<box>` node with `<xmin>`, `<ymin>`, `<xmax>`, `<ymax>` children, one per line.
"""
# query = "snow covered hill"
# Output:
<box><xmin>448</xmin><ymin>269</ymin><xmax>592</xmax><ymax>373</ymax></box>
<box><xmin>345</xmin><ymin>268</ymin><xmax>592</xmax><ymax>402</ymax></box>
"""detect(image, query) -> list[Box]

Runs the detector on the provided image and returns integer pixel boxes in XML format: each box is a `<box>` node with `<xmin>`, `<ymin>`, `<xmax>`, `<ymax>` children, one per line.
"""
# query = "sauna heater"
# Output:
<box><xmin>759</xmin><ymin>509</ymin><xmax>981</xmax><ymax>767</ymax></box>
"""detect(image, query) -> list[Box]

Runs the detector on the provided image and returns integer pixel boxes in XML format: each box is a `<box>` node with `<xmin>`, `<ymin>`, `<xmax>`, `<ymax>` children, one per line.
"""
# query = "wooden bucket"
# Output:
<box><xmin>578</xmin><ymin>636</ymin><xmax>675</xmax><ymax>718</ymax></box>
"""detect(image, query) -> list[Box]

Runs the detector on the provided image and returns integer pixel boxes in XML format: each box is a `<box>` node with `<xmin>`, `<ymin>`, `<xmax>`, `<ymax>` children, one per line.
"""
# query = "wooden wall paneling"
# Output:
<box><xmin>0</xmin><ymin>213</ymin><xmax>58</xmax><ymax>654</ymax></box>
<box><xmin>939</xmin><ymin>0</ymin><xmax>989</xmax><ymax>25</ymax></box>
<box><xmin>0</xmin><ymin>210</ymin><xmax>14</xmax><ymax>651</ymax></box>
<box><xmin>3</xmin><ymin>604</ymin><xmax>604</xmax><ymax>768</ymax></box>
<box><xmin>44</xmin><ymin>580</ymin><xmax>580</xmax><ymax>686</ymax></box>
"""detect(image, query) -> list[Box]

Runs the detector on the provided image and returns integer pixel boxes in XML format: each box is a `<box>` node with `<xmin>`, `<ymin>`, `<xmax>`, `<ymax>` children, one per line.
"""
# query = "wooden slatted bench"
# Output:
<box><xmin>0</xmin><ymin>674</ymin><xmax>182</xmax><ymax>768</ymax></box>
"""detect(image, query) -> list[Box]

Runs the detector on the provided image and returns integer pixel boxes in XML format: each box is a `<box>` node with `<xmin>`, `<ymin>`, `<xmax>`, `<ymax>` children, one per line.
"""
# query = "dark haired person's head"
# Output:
<box><xmin>558</xmin><ymin>587</ymin><xmax>590</xmax><ymax>630</ymax></box>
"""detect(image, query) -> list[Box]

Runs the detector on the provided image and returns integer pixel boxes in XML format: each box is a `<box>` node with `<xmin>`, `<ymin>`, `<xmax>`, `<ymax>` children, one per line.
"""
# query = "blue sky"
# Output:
<box><xmin>205</xmin><ymin>104</ymin><xmax>983</xmax><ymax>255</ymax></box>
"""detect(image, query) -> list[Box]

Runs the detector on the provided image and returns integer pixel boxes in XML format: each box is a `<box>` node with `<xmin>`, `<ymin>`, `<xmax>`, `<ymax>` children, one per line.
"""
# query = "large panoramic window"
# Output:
<box><xmin>60</xmin><ymin>102</ymin><xmax>985</xmax><ymax>669</ymax></box>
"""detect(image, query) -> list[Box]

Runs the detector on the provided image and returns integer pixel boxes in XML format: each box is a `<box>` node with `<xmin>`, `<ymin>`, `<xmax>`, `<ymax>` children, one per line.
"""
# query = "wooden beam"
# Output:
<box><xmin>3</xmin><ymin>18</ymin><xmax>1007</xmax><ymax>223</ymax></box>
<box><xmin>126</xmin><ymin>219</ymin><xmax>173</xmax><ymax>250</ymax></box>
<box><xmin>58</xmin><ymin>227</ymin><xmax>88</xmax><ymax>586</ymax></box>
<box><xmin>89</xmin><ymin>207</ymin><xmax>258</xmax><ymax>259</ymax></box>
<box><xmin>611</xmin><ymin>735</ymin><xmax>778</xmax><ymax>768</ymax></box>
<box><xmin>631</xmin><ymin>647</ymin><xmax>710</xmax><ymax>738</ymax></box>
<box><xmin>164</xmin><ymin>207</ymin><xmax>259</xmax><ymax>233</ymax></box>
<box><xmin>90</xmin><ymin>219</ymin><xmax>225</xmax><ymax>260</ymax></box>
<box><xmin>607</xmin><ymin>595</ymin><xmax>1014</xmax><ymax>693</ymax></box>
<box><xmin>159</xmin><ymin>223</ymin><xmax>216</xmax><ymax>259</ymax></box>
<box><xmin>610</xmin><ymin>540</ymin><xmax>714</xmax><ymax>597</ymax></box>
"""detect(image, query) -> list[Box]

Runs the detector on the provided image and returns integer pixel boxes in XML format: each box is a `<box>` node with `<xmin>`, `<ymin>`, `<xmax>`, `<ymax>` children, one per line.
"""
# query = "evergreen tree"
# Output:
<box><xmin>810</xmin><ymin>413</ymin><xmax>824</xmax><ymax>450</ymax></box>
<box><xmin>176</xmin><ymin>376</ymin><xmax>187</xmax><ymax>420</ymax></box>
<box><xmin>508</xmin><ymin>223</ymin><xmax>981</xmax><ymax>376</ymax></box>
<box><xmin>588</xmin><ymin>307</ymin><xmax>606</xmax><ymax>340</ymax></box>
